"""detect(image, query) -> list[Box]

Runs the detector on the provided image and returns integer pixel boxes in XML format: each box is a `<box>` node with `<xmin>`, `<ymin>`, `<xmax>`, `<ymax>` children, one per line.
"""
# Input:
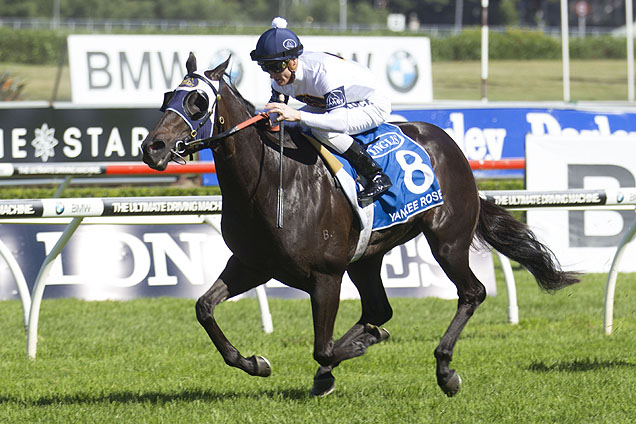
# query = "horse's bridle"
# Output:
<box><xmin>161</xmin><ymin>72</ymin><xmax>269</xmax><ymax>163</ymax></box>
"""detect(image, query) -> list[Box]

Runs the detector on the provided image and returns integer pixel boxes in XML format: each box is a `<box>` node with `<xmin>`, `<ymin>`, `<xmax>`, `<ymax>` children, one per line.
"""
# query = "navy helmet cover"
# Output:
<box><xmin>250</xmin><ymin>19</ymin><xmax>304</xmax><ymax>62</ymax></box>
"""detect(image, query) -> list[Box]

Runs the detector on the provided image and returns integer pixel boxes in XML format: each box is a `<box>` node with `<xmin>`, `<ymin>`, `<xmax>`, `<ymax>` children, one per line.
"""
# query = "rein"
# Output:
<box><xmin>175</xmin><ymin>112</ymin><xmax>271</xmax><ymax>155</ymax></box>
<box><xmin>172</xmin><ymin>76</ymin><xmax>270</xmax><ymax>157</ymax></box>
<box><xmin>169</xmin><ymin>72</ymin><xmax>286</xmax><ymax>228</ymax></box>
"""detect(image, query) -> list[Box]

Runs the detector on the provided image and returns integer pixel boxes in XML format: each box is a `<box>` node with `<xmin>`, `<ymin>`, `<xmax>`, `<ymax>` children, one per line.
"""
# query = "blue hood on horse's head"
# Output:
<box><xmin>164</xmin><ymin>71</ymin><xmax>219</xmax><ymax>138</ymax></box>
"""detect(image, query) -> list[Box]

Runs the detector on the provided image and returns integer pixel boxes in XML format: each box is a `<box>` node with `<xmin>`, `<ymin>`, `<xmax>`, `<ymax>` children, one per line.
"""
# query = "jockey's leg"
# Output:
<box><xmin>312</xmin><ymin>130</ymin><xmax>392</xmax><ymax>201</ymax></box>
<box><xmin>341</xmin><ymin>139</ymin><xmax>392</xmax><ymax>200</ymax></box>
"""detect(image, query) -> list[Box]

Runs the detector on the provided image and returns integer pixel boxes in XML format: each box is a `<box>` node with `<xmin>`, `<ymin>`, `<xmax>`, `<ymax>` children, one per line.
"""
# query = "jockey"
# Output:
<box><xmin>250</xmin><ymin>17</ymin><xmax>392</xmax><ymax>201</ymax></box>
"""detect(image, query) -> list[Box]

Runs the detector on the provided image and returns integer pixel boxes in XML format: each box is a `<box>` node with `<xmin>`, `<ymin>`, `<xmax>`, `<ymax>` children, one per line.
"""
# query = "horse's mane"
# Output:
<box><xmin>223</xmin><ymin>73</ymin><xmax>256</xmax><ymax>115</ymax></box>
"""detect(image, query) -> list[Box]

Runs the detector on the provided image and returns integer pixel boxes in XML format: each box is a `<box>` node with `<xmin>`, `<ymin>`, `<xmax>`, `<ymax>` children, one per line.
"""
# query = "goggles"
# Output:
<box><xmin>258</xmin><ymin>59</ymin><xmax>290</xmax><ymax>74</ymax></box>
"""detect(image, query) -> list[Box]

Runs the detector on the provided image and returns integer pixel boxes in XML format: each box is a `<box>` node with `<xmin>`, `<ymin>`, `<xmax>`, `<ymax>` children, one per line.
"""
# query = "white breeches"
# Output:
<box><xmin>305</xmin><ymin>99</ymin><xmax>391</xmax><ymax>154</ymax></box>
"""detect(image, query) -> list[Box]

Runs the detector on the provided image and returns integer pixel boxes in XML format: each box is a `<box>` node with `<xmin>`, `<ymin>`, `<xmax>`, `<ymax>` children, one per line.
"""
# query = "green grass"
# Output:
<box><xmin>432</xmin><ymin>59</ymin><xmax>633</xmax><ymax>102</ymax></box>
<box><xmin>0</xmin><ymin>63</ymin><xmax>71</xmax><ymax>102</ymax></box>
<box><xmin>1</xmin><ymin>59</ymin><xmax>632</xmax><ymax>103</ymax></box>
<box><xmin>1</xmin><ymin>269</ymin><xmax>635</xmax><ymax>423</ymax></box>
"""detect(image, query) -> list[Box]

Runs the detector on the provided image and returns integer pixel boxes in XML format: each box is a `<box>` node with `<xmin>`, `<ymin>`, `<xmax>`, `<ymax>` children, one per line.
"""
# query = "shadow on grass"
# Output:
<box><xmin>528</xmin><ymin>357</ymin><xmax>636</xmax><ymax>373</ymax></box>
<box><xmin>0</xmin><ymin>387</ymin><xmax>311</xmax><ymax>406</ymax></box>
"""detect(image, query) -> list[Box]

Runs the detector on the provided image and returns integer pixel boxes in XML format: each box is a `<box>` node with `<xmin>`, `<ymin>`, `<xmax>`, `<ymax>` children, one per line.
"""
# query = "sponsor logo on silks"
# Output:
<box><xmin>179</xmin><ymin>77</ymin><xmax>198</xmax><ymax>88</ymax></box>
<box><xmin>282</xmin><ymin>38</ymin><xmax>297</xmax><ymax>50</ymax></box>
<box><xmin>55</xmin><ymin>203</ymin><xmax>65</xmax><ymax>215</ymax></box>
<box><xmin>346</xmin><ymin>99</ymin><xmax>371</xmax><ymax>109</ymax></box>
<box><xmin>325</xmin><ymin>87</ymin><xmax>346</xmax><ymax>110</ymax></box>
<box><xmin>366</xmin><ymin>132</ymin><xmax>405</xmax><ymax>158</ymax></box>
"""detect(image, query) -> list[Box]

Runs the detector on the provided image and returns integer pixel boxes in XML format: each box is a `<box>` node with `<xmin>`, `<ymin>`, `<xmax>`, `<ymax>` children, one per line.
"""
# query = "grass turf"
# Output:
<box><xmin>1</xmin><ymin>269</ymin><xmax>635</xmax><ymax>423</ymax></box>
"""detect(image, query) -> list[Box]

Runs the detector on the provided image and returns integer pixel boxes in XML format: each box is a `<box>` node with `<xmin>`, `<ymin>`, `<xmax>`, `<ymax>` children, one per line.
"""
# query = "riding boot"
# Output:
<box><xmin>341</xmin><ymin>141</ymin><xmax>392</xmax><ymax>201</ymax></box>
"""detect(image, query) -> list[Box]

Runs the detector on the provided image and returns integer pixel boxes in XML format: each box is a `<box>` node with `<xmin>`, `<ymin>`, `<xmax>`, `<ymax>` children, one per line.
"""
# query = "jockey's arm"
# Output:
<box><xmin>299</xmin><ymin>107</ymin><xmax>347</xmax><ymax>133</ymax></box>
<box><xmin>265</xmin><ymin>102</ymin><xmax>348</xmax><ymax>133</ymax></box>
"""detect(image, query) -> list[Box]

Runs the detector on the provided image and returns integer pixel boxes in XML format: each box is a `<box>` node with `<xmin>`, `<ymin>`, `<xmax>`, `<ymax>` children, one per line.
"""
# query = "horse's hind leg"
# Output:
<box><xmin>195</xmin><ymin>255</ymin><xmax>272</xmax><ymax>377</ymax></box>
<box><xmin>311</xmin><ymin>256</ymin><xmax>392</xmax><ymax>396</ymax></box>
<box><xmin>337</xmin><ymin>255</ymin><xmax>393</xmax><ymax>355</ymax></box>
<box><xmin>424</xmin><ymin>224</ymin><xmax>487</xmax><ymax>397</ymax></box>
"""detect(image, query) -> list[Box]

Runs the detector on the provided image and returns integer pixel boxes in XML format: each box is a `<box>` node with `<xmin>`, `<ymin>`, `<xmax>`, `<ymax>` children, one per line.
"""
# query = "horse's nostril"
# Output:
<box><xmin>149</xmin><ymin>140</ymin><xmax>166</xmax><ymax>152</ymax></box>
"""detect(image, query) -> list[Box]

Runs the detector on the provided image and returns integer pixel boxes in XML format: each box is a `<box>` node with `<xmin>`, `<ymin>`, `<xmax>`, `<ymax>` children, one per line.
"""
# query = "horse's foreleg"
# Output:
<box><xmin>308</xmin><ymin>272</ymin><xmax>343</xmax><ymax>396</ymax></box>
<box><xmin>195</xmin><ymin>256</ymin><xmax>271</xmax><ymax>377</ymax></box>
<box><xmin>311</xmin><ymin>257</ymin><xmax>393</xmax><ymax>396</ymax></box>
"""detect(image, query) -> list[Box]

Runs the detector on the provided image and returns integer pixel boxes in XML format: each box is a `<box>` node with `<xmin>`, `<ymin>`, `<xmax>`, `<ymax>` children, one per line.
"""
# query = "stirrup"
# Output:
<box><xmin>358</xmin><ymin>173</ymin><xmax>392</xmax><ymax>201</ymax></box>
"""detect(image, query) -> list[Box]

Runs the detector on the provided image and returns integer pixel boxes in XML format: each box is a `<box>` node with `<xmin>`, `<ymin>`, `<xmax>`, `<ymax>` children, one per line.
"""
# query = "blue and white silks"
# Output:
<box><xmin>335</xmin><ymin>123</ymin><xmax>444</xmax><ymax>231</ymax></box>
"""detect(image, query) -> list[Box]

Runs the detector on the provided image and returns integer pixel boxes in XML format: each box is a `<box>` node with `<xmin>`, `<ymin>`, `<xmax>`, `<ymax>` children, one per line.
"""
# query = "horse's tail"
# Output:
<box><xmin>475</xmin><ymin>197</ymin><xmax>580</xmax><ymax>292</ymax></box>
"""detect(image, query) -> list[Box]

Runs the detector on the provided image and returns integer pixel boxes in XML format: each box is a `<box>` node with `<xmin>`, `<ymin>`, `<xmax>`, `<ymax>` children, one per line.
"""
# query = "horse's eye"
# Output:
<box><xmin>183</xmin><ymin>90</ymin><xmax>209</xmax><ymax>121</ymax></box>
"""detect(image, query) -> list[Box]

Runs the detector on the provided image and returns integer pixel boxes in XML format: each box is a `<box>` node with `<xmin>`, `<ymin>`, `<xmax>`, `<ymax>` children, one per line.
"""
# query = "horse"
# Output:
<box><xmin>141</xmin><ymin>53</ymin><xmax>579</xmax><ymax>397</ymax></box>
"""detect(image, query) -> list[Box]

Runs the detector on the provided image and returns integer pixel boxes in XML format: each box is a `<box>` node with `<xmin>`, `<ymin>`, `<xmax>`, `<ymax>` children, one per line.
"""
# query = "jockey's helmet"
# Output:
<box><xmin>250</xmin><ymin>17</ymin><xmax>303</xmax><ymax>63</ymax></box>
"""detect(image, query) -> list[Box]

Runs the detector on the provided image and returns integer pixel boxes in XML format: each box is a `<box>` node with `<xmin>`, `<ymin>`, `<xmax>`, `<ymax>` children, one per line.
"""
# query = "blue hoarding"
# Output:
<box><xmin>202</xmin><ymin>105</ymin><xmax>636</xmax><ymax>184</ymax></box>
<box><xmin>394</xmin><ymin>106</ymin><xmax>636</xmax><ymax>160</ymax></box>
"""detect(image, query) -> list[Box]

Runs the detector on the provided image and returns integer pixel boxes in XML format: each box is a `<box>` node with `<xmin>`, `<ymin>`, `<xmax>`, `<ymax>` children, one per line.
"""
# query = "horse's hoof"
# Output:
<box><xmin>310</xmin><ymin>372</ymin><xmax>335</xmax><ymax>397</ymax></box>
<box><xmin>377</xmin><ymin>327</ymin><xmax>390</xmax><ymax>341</ymax></box>
<box><xmin>250</xmin><ymin>355</ymin><xmax>271</xmax><ymax>377</ymax></box>
<box><xmin>441</xmin><ymin>370</ymin><xmax>462</xmax><ymax>397</ymax></box>
<box><xmin>366</xmin><ymin>324</ymin><xmax>390</xmax><ymax>343</ymax></box>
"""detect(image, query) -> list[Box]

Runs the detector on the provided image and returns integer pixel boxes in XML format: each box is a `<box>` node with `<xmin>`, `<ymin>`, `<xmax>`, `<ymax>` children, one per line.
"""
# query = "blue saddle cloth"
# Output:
<box><xmin>335</xmin><ymin>123</ymin><xmax>444</xmax><ymax>230</ymax></box>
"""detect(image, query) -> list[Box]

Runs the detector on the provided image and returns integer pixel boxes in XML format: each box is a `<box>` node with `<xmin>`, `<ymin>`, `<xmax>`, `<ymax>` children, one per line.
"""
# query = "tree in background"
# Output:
<box><xmin>384</xmin><ymin>0</ymin><xmax>520</xmax><ymax>26</ymax></box>
<box><xmin>0</xmin><ymin>0</ymin><xmax>629</xmax><ymax>29</ymax></box>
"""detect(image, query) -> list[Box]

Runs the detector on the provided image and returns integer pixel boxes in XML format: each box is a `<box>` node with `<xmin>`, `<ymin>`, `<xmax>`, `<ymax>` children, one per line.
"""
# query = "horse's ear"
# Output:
<box><xmin>206</xmin><ymin>56</ymin><xmax>231</xmax><ymax>80</ymax></box>
<box><xmin>186</xmin><ymin>52</ymin><xmax>197</xmax><ymax>74</ymax></box>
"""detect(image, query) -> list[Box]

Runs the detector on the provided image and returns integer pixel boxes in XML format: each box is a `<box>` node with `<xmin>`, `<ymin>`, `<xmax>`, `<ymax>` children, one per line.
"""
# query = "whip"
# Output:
<box><xmin>276</xmin><ymin>95</ymin><xmax>285</xmax><ymax>229</ymax></box>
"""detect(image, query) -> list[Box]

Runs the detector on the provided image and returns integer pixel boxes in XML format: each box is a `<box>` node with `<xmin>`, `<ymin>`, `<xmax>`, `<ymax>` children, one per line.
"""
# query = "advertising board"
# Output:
<box><xmin>3</xmin><ymin>103</ymin><xmax>636</xmax><ymax>184</ymax></box>
<box><xmin>0</xmin><ymin>217</ymin><xmax>495</xmax><ymax>301</ymax></box>
<box><xmin>526</xmin><ymin>135</ymin><xmax>636</xmax><ymax>273</ymax></box>
<box><xmin>0</xmin><ymin>106</ymin><xmax>158</xmax><ymax>163</ymax></box>
<box><xmin>394</xmin><ymin>106</ymin><xmax>636</xmax><ymax>177</ymax></box>
<box><xmin>67</xmin><ymin>34</ymin><xmax>432</xmax><ymax>106</ymax></box>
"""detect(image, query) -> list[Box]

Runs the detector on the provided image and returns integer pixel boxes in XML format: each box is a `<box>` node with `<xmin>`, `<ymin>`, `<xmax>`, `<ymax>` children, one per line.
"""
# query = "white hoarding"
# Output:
<box><xmin>67</xmin><ymin>34</ymin><xmax>432</xmax><ymax>106</ymax></box>
<box><xmin>526</xmin><ymin>135</ymin><xmax>636</xmax><ymax>273</ymax></box>
<box><xmin>0</xmin><ymin>218</ymin><xmax>495</xmax><ymax>301</ymax></box>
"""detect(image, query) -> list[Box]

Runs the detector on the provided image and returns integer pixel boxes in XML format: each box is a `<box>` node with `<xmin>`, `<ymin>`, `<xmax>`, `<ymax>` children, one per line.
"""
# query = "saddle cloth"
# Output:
<box><xmin>351</xmin><ymin>123</ymin><xmax>444</xmax><ymax>230</ymax></box>
<box><xmin>304</xmin><ymin>123</ymin><xmax>444</xmax><ymax>260</ymax></box>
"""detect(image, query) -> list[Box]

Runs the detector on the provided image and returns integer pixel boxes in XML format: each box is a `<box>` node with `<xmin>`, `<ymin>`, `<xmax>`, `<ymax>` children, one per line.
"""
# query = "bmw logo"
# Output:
<box><xmin>386</xmin><ymin>51</ymin><xmax>419</xmax><ymax>93</ymax></box>
<box><xmin>210</xmin><ymin>50</ymin><xmax>243</xmax><ymax>86</ymax></box>
<box><xmin>55</xmin><ymin>203</ymin><xmax>65</xmax><ymax>214</ymax></box>
<box><xmin>617</xmin><ymin>192</ymin><xmax>624</xmax><ymax>203</ymax></box>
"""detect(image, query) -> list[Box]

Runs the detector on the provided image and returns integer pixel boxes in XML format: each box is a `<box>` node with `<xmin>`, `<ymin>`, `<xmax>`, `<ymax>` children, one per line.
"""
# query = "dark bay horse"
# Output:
<box><xmin>141</xmin><ymin>54</ymin><xmax>579</xmax><ymax>397</ymax></box>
